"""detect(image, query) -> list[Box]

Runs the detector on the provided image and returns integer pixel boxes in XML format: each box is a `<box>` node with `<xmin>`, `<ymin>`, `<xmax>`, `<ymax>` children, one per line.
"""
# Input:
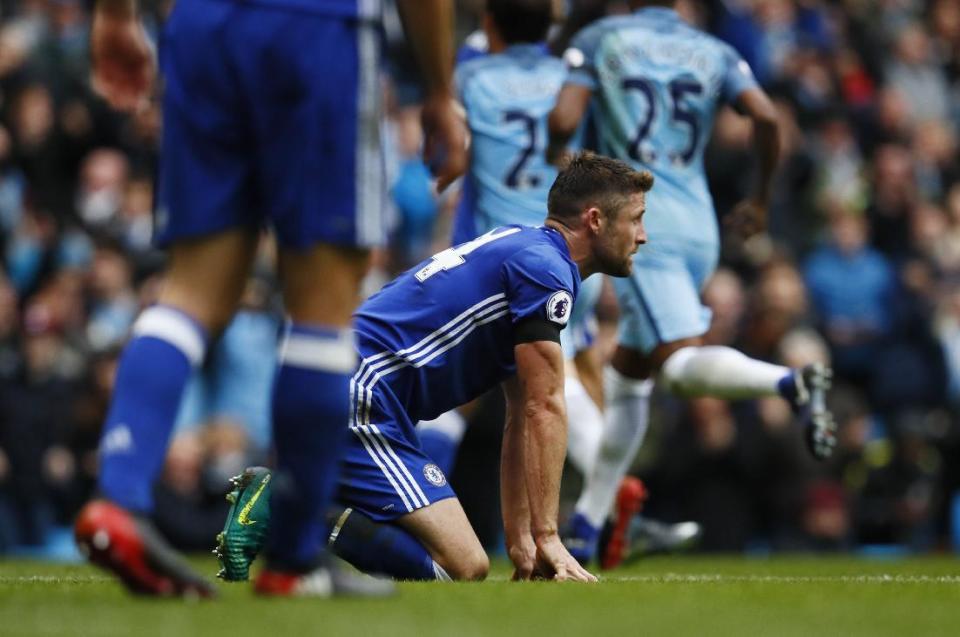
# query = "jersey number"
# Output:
<box><xmin>415</xmin><ymin>227</ymin><xmax>522</xmax><ymax>283</ymax></box>
<box><xmin>503</xmin><ymin>110</ymin><xmax>541</xmax><ymax>189</ymax></box>
<box><xmin>622</xmin><ymin>77</ymin><xmax>703</xmax><ymax>165</ymax></box>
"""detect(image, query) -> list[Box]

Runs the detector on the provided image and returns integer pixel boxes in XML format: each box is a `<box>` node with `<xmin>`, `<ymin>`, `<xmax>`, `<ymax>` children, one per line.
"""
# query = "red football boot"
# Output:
<box><xmin>254</xmin><ymin>560</ymin><xmax>394</xmax><ymax>598</ymax></box>
<box><xmin>600</xmin><ymin>477</ymin><xmax>647</xmax><ymax>570</ymax></box>
<box><xmin>74</xmin><ymin>499</ymin><xmax>217</xmax><ymax>598</ymax></box>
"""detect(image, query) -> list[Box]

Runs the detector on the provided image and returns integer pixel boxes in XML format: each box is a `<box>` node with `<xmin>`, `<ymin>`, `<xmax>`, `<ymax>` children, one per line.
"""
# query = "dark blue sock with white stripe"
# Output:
<box><xmin>265</xmin><ymin>324</ymin><xmax>355</xmax><ymax>571</ymax></box>
<box><xmin>327</xmin><ymin>507</ymin><xmax>447</xmax><ymax>580</ymax></box>
<box><xmin>98</xmin><ymin>305</ymin><xmax>207</xmax><ymax>513</ymax></box>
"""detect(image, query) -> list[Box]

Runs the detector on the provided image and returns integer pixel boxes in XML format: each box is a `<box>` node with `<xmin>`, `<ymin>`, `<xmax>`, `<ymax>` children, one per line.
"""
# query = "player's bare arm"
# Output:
<box><xmin>396</xmin><ymin>0</ymin><xmax>468</xmax><ymax>192</ymax></box>
<box><xmin>546</xmin><ymin>84</ymin><xmax>591</xmax><ymax>166</ymax></box>
<box><xmin>90</xmin><ymin>0</ymin><xmax>155</xmax><ymax>112</ymax></box>
<box><xmin>501</xmin><ymin>375</ymin><xmax>538</xmax><ymax>580</ymax></box>
<box><xmin>514</xmin><ymin>339</ymin><xmax>597</xmax><ymax>583</ymax></box>
<box><xmin>726</xmin><ymin>87</ymin><xmax>781</xmax><ymax>238</ymax></box>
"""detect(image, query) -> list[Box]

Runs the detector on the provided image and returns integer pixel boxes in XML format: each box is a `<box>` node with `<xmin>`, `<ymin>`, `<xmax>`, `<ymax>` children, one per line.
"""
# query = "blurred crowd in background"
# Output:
<box><xmin>2</xmin><ymin>0</ymin><xmax>960</xmax><ymax>561</ymax></box>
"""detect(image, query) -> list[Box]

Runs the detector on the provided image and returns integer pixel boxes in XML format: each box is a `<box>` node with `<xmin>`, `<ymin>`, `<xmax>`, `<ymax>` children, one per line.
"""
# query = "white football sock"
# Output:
<box><xmin>575</xmin><ymin>367</ymin><xmax>653</xmax><ymax>529</ymax></box>
<box><xmin>564</xmin><ymin>374</ymin><xmax>604</xmax><ymax>477</ymax></box>
<box><xmin>660</xmin><ymin>346</ymin><xmax>790</xmax><ymax>400</ymax></box>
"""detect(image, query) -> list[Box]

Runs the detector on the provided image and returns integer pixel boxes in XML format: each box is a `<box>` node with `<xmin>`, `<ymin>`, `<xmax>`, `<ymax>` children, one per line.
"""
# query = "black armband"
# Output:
<box><xmin>514</xmin><ymin>316</ymin><xmax>562</xmax><ymax>345</ymax></box>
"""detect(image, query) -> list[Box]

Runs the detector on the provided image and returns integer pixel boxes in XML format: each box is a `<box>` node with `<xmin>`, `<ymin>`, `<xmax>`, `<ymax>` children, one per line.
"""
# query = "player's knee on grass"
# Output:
<box><xmin>441</xmin><ymin>547</ymin><xmax>489</xmax><ymax>581</ymax></box>
<box><xmin>399</xmin><ymin>500</ymin><xmax>490</xmax><ymax>581</ymax></box>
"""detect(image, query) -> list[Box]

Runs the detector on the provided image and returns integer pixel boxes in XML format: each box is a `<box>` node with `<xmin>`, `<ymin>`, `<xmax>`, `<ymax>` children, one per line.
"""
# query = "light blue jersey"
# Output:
<box><xmin>565</xmin><ymin>7</ymin><xmax>758</xmax><ymax>246</ymax></box>
<box><xmin>455</xmin><ymin>45</ymin><xmax>567</xmax><ymax>238</ymax></box>
<box><xmin>563</xmin><ymin>7</ymin><xmax>759</xmax><ymax>352</ymax></box>
<box><xmin>452</xmin><ymin>44</ymin><xmax>598</xmax><ymax>360</ymax></box>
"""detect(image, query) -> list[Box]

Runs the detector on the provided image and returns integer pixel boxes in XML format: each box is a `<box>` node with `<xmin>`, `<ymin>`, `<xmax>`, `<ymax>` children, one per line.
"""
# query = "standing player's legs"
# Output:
<box><xmin>228</xmin><ymin>8</ymin><xmax>392</xmax><ymax>596</ymax></box>
<box><xmin>257</xmin><ymin>244</ymin><xmax>369</xmax><ymax>583</ymax></box>
<box><xmin>74</xmin><ymin>0</ymin><xmax>266</xmax><ymax>596</ymax></box>
<box><xmin>76</xmin><ymin>230</ymin><xmax>260</xmax><ymax>597</ymax></box>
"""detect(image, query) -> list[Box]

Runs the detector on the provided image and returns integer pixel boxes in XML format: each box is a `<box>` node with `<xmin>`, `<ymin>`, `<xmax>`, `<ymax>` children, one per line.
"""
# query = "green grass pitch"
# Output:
<box><xmin>3</xmin><ymin>555</ymin><xmax>960</xmax><ymax>636</ymax></box>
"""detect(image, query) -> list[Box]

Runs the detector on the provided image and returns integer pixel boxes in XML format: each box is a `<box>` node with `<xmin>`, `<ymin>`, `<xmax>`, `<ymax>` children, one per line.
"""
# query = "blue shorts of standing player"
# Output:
<box><xmin>76</xmin><ymin>0</ymin><xmax>394</xmax><ymax>599</ymax></box>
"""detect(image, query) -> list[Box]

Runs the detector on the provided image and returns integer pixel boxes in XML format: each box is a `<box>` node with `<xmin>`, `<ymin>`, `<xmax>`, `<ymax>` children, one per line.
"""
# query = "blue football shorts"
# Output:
<box><xmin>155</xmin><ymin>0</ymin><xmax>385</xmax><ymax>249</ymax></box>
<box><xmin>339</xmin><ymin>375</ymin><xmax>457</xmax><ymax>523</ymax></box>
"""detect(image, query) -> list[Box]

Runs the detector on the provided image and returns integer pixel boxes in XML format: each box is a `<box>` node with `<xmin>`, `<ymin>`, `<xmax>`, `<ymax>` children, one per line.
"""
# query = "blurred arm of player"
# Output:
<box><xmin>546</xmin><ymin>84</ymin><xmax>591</xmax><ymax>167</ymax></box>
<box><xmin>507</xmin><ymin>339</ymin><xmax>597</xmax><ymax>583</ymax></box>
<box><xmin>90</xmin><ymin>0</ymin><xmax>156</xmax><ymax>112</ymax></box>
<box><xmin>396</xmin><ymin>0</ymin><xmax>468</xmax><ymax>193</ymax></box>
<box><xmin>725</xmin><ymin>88</ymin><xmax>781</xmax><ymax>238</ymax></box>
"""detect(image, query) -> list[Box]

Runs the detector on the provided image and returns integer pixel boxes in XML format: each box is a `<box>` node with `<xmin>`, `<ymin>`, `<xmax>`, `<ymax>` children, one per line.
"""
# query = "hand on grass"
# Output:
<box><xmin>535</xmin><ymin>534</ymin><xmax>597</xmax><ymax>583</ymax></box>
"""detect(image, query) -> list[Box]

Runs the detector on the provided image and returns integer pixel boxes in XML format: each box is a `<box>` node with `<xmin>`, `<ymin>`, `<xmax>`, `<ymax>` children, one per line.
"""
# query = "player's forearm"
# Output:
<box><xmin>500</xmin><ymin>407</ymin><xmax>532</xmax><ymax>543</ymax></box>
<box><xmin>396</xmin><ymin>0</ymin><xmax>456</xmax><ymax>97</ymax></box>
<box><xmin>740</xmin><ymin>90</ymin><xmax>781</xmax><ymax>205</ymax></box>
<box><xmin>522</xmin><ymin>396</ymin><xmax>567</xmax><ymax>541</ymax></box>
<box><xmin>547</xmin><ymin>85</ymin><xmax>591</xmax><ymax>164</ymax></box>
<box><xmin>547</xmin><ymin>107</ymin><xmax>577</xmax><ymax>157</ymax></box>
<box><xmin>751</xmin><ymin>114</ymin><xmax>780</xmax><ymax>205</ymax></box>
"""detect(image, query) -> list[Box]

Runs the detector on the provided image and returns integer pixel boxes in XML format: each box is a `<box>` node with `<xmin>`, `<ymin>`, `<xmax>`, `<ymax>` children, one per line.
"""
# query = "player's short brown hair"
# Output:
<box><xmin>487</xmin><ymin>0</ymin><xmax>553</xmax><ymax>45</ymax></box>
<box><xmin>547</xmin><ymin>151</ymin><xmax>654</xmax><ymax>222</ymax></box>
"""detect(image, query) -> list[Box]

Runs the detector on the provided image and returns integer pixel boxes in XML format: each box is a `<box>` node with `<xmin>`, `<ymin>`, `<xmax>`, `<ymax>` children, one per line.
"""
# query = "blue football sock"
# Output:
<box><xmin>265</xmin><ymin>324</ymin><xmax>355</xmax><ymax>571</ymax></box>
<box><xmin>777</xmin><ymin>370</ymin><xmax>800</xmax><ymax>408</ymax></box>
<box><xmin>327</xmin><ymin>506</ymin><xmax>444</xmax><ymax>580</ymax></box>
<box><xmin>97</xmin><ymin>305</ymin><xmax>208</xmax><ymax>513</ymax></box>
<box><xmin>564</xmin><ymin>512</ymin><xmax>601</xmax><ymax>564</ymax></box>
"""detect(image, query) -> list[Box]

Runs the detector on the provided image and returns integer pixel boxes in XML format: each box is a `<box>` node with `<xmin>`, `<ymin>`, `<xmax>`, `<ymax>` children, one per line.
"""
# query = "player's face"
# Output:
<box><xmin>597</xmin><ymin>192</ymin><xmax>647</xmax><ymax>277</ymax></box>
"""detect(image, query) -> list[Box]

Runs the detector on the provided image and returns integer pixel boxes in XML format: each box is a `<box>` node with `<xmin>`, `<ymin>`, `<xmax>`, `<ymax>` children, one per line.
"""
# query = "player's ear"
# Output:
<box><xmin>584</xmin><ymin>206</ymin><xmax>603</xmax><ymax>234</ymax></box>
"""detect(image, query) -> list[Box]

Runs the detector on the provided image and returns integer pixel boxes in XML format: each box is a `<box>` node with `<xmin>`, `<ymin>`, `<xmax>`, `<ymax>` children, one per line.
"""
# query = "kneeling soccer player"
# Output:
<box><xmin>217</xmin><ymin>152</ymin><xmax>651</xmax><ymax>582</ymax></box>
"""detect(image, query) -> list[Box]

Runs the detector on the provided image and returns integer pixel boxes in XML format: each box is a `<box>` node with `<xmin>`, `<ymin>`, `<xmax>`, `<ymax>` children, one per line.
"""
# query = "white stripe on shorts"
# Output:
<box><xmin>355</xmin><ymin>20</ymin><xmax>384</xmax><ymax>246</ymax></box>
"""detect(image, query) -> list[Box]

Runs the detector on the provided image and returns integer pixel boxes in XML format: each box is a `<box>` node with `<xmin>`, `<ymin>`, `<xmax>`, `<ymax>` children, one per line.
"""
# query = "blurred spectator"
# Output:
<box><xmin>85</xmin><ymin>242</ymin><xmax>136</xmax><ymax>353</ymax></box>
<box><xmin>804</xmin><ymin>211</ymin><xmax>896</xmax><ymax>386</ymax></box>
<box><xmin>886</xmin><ymin>23</ymin><xmax>950</xmax><ymax>125</ymax></box>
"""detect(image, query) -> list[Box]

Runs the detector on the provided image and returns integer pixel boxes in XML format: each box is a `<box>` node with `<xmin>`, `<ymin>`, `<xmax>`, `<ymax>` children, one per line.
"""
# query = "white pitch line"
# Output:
<box><xmin>0</xmin><ymin>575</ymin><xmax>111</xmax><ymax>584</ymax></box>
<box><xmin>603</xmin><ymin>573</ymin><xmax>960</xmax><ymax>584</ymax></box>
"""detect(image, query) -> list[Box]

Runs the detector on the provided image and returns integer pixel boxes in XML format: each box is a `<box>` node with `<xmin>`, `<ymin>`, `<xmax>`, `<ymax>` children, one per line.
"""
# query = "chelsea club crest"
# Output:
<box><xmin>423</xmin><ymin>463</ymin><xmax>447</xmax><ymax>487</ymax></box>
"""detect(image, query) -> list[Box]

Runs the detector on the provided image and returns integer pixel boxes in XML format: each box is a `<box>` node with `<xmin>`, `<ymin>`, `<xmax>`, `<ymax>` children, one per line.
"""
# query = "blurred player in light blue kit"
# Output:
<box><xmin>548</xmin><ymin>0</ymin><xmax>837</xmax><ymax>566</ymax></box>
<box><xmin>421</xmin><ymin>0</ymin><xmax>608</xmax><ymax>485</ymax></box>
<box><xmin>74</xmin><ymin>0</ymin><xmax>467</xmax><ymax>598</ymax></box>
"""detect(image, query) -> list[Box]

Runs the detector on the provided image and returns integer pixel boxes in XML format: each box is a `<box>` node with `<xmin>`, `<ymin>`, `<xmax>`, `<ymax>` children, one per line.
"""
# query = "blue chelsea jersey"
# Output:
<box><xmin>354</xmin><ymin>225</ymin><xmax>580</xmax><ymax>422</ymax></box>
<box><xmin>565</xmin><ymin>7</ymin><xmax>758</xmax><ymax>245</ymax></box>
<box><xmin>455</xmin><ymin>45</ymin><xmax>568</xmax><ymax>240</ymax></box>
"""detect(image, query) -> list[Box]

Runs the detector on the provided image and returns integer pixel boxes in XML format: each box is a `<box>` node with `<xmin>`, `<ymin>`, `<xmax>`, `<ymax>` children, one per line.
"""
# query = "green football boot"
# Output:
<box><xmin>215</xmin><ymin>466</ymin><xmax>273</xmax><ymax>582</ymax></box>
